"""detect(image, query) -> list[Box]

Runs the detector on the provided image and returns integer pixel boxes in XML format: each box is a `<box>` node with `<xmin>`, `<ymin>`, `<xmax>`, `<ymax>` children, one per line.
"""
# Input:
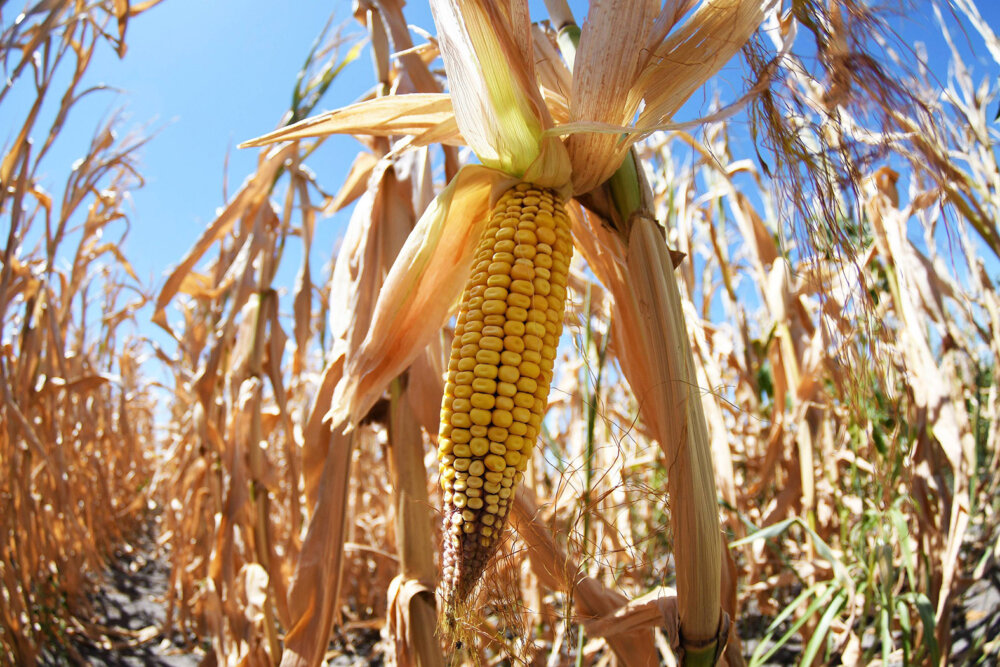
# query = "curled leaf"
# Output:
<box><xmin>330</xmin><ymin>165</ymin><xmax>517</xmax><ymax>427</ymax></box>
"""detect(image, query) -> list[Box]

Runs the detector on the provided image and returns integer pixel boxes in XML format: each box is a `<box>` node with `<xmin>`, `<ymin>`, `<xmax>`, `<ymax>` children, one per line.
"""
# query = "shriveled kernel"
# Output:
<box><xmin>488</xmin><ymin>261</ymin><xmax>512</xmax><ymax>275</ymax></box>
<box><xmin>519</xmin><ymin>361</ymin><xmax>541</xmax><ymax>378</ymax></box>
<box><xmin>492</xmin><ymin>410</ymin><xmax>513</xmax><ymax>428</ymax></box>
<box><xmin>506</xmin><ymin>306</ymin><xmax>528</xmax><ymax>321</ymax></box>
<box><xmin>514</xmin><ymin>391</ymin><xmax>535</xmax><ymax>410</ymax></box>
<box><xmin>453</xmin><ymin>444</ymin><xmax>472</xmax><ymax>457</ymax></box>
<box><xmin>481</xmin><ymin>514</ymin><xmax>495</xmax><ymax>526</ymax></box>
<box><xmin>486</xmin><ymin>426</ymin><xmax>508</xmax><ymax>442</ymax></box>
<box><xmin>514</xmin><ymin>244</ymin><xmax>537</xmax><ymax>260</ymax></box>
<box><xmin>523</xmin><ymin>335</ymin><xmax>543</xmax><ymax>351</ymax></box>
<box><xmin>476</xmin><ymin>349</ymin><xmax>501</xmax><ymax>365</ymax></box>
<box><xmin>454</xmin><ymin>458</ymin><xmax>470</xmax><ymax>472</ymax></box>
<box><xmin>481</xmin><ymin>526</ymin><xmax>494</xmax><ymax>537</ymax></box>
<box><xmin>524</xmin><ymin>322</ymin><xmax>546</xmax><ymax>338</ymax></box>
<box><xmin>484</xmin><ymin>481</ymin><xmax>501</xmax><ymax>494</ymax></box>
<box><xmin>500</xmin><ymin>351</ymin><xmax>522</xmax><ymax>366</ymax></box>
<box><xmin>484</xmin><ymin>471</ymin><xmax>503</xmax><ymax>483</ymax></box>
<box><xmin>511</xmin><ymin>264</ymin><xmax>534</xmax><ymax>281</ymax></box>
<box><xmin>484</xmin><ymin>455</ymin><xmax>506</xmax><ymax>472</ymax></box>
<box><xmin>462</xmin><ymin>509</ymin><xmax>476</xmax><ymax>522</ymax></box>
<box><xmin>470</xmin><ymin>408</ymin><xmax>492</xmax><ymax>426</ymax></box>
<box><xmin>536</xmin><ymin>226</ymin><xmax>557</xmax><ymax>245</ymax></box>
<box><xmin>484</xmin><ymin>286</ymin><xmax>508</xmax><ymax>301</ymax></box>
<box><xmin>515</xmin><ymin>229</ymin><xmax>537</xmax><ymax>245</ymax></box>
<box><xmin>473</xmin><ymin>364</ymin><xmax>499</xmax><ymax>380</ymax></box>
<box><xmin>509</xmin><ymin>279</ymin><xmax>533</xmax><ymax>296</ymax></box>
<box><xmin>480</xmin><ymin>336</ymin><xmax>503</xmax><ymax>351</ymax></box>
<box><xmin>489</xmin><ymin>441</ymin><xmax>507</xmax><ymax>455</ymax></box>
<box><xmin>472</xmin><ymin>378</ymin><xmax>497</xmax><ymax>394</ymax></box>
<box><xmin>507</xmin><ymin>293</ymin><xmax>532</xmax><ymax>309</ymax></box>
<box><xmin>463</xmin><ymin>522</ymin><xmax>474</xmax><ymax>533</ymax></box>
<box><xmin>503</xmin><ymin>336</ymin><xmax>525</xmax><ymax>354</ymax></box>
<box><xmin>483</xmin><ymin>299</ymin><xmax>506</xmax><ymax>315</ymax></box>
<box><xmin>469</xmin><ymin>438</ymin><xmax>489</xmax><ymax>456</ymax></box>
<box><xmin>498</xmin><ymin>366</ymin><xmax>519</xmax><ymax>383</ymax></box>
<box><xmin>470</xmin><ymin>393</ymin><xmax>495</xmax><ymax>410</ymax></box>
<box><xmin>486</xmin><ymin>504</ymin><xmax>499</xmax><ymax>515</ymax></box>
<box><xmin>503</xmin><ymin>321</ymin><xmax>525</xmax><ymax>336</ymax></box>
<box><xmin>497</xmin><ymin>381</ymin><xmax>517</xmax><ymax>397</ymax></box>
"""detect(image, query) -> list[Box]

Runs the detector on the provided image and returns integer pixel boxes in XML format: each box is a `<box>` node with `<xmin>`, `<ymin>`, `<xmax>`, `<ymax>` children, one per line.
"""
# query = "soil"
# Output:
<box><xmin>44</xmin><ymin>527</ymin><xmax>1000</xmax><ymax>666</ymax></box>
<box><xmin>40</xmin><ymin>528</ymin><xmax>202</xmax><ymax>666</ymax></box>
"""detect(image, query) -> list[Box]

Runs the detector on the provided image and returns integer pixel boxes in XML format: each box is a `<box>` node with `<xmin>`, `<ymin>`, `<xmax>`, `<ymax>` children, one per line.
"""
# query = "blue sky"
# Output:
<box><xmin>4</xmin><ymin>0</ymin><xmax>999</xmax><ymax>355</ymax></box>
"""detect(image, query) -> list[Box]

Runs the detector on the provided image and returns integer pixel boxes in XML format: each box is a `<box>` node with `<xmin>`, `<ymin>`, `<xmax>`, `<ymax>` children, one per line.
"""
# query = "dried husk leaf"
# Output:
<box><xmin>280</xmin><ymin>427</ymin><xmax>356</xmax><ymax>667</ymax></box>
<box><xmin>633</xmin><ymin>0</ymin><xmax>771</xmax><ymax>129</ymax></box>
<box><xmin>239</xmin><ymin>94</ymin><xmax>458</xmax><ymax>148</ymax></box>
<box><xmin>568</xmin><ymin>0</ymin><xmax>660</xmax><ymax>194</ymax></box>
<box><xmin>566</xmin><ymin>0</ymin><xmax>770</xmax><ymax>194</ymax></box>
<box><xmin>571</xmin><ymin>206</ymin><xmax>724</xmax><ymax>645</ymax></box>
<box><xmin>330</xmin><ymin>165</ymin><xmax>517</xmax><ymax>427</ymax></box>
<box><xmin>429</xmin><ymin>0</ymin><xmax>545</xmax><ymax>177</ymax></box>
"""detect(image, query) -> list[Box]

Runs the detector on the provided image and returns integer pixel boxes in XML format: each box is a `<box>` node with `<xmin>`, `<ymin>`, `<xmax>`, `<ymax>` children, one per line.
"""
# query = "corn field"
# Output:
<box><xmin>2</xmin><ymin>0</ymin><xmax>1000</xmax><ymax>665</ymax></box>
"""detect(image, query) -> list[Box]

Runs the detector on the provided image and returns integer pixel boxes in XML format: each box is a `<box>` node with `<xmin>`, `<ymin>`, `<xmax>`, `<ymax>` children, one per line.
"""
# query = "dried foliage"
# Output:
<box><xmin>5</xmin><ymin>0</ymin><xmax>1000</xmax><ymax>666</ymax></box>
<box><xmin>0</xmin><ymin>1</ymin><xmax>161</xmax><ymax>663</ymax></box>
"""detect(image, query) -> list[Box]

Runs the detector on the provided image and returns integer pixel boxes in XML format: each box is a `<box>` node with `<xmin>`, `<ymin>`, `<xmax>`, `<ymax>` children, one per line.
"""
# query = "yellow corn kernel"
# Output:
<box><xmin>438</xmin><ymin>183</ymin><xmax>572</xmax><ymax>606</ymax></box>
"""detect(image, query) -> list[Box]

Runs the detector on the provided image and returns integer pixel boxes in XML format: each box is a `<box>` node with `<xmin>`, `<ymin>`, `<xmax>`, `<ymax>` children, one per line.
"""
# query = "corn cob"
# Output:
<box><xmin>437</xmin><ymin>182</ymin><xmax>572</xmax><ymax>605</ymax></box>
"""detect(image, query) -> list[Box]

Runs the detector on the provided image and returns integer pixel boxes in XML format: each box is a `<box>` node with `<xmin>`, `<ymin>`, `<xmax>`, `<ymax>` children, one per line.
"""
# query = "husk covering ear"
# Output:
<box><xmin>566</xmin><ymin>0</ymin><xmax>770</xmax><ymax>194</ymax></box>
<box><xmin>430</xmin><ymin>0</ymin><xmax>571</xmax><ymax>188</ymax></box>
<box><xmin>329</xmin><ymin>165</ymin><xmax>518</xmax><ymax>427</ymax></box>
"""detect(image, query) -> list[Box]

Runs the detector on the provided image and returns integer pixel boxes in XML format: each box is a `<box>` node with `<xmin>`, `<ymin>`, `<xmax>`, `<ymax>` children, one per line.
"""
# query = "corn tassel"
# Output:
<box><xmin>437</xmin><ymin>183</ymin><xmax>572</xmax><ymax>607</ymax></box>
